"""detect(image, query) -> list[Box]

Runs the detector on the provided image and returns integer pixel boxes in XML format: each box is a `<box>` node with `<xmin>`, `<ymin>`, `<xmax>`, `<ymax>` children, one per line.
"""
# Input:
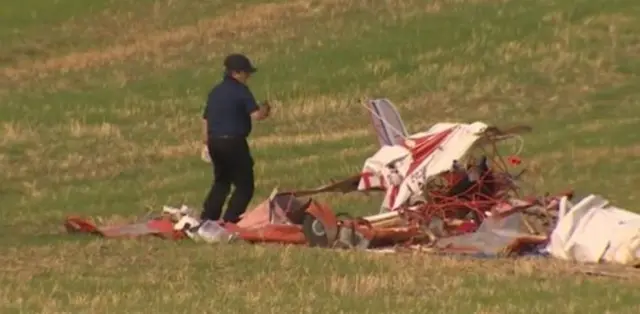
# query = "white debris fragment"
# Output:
<box><xmin>162</xmin><ymin>204</ymin><xmax>193</xmax><ymax>219</ymax></box>
<box><xmin>545</xmin><ymin>194</ymin><xmax>640</xmax><ymax>266</ymax></box>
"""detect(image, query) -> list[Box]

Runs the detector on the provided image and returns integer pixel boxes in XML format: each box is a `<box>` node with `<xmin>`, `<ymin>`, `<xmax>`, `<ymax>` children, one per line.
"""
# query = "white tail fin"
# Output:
<box><xmin>364</xmin><ymin>98</ymin><xmax>409</xmax><ymax>147</ymax></box>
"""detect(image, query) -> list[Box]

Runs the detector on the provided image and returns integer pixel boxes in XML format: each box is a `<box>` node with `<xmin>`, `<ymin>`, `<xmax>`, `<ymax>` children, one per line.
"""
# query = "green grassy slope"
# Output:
<box><xmin>1</xmin><ymin>0</ymin><xmax>640</xmax><ymax>312</ymax></box>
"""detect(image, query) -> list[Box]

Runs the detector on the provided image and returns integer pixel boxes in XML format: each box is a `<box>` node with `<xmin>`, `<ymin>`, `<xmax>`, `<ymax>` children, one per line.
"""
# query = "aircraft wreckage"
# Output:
<box><xmin>64</xmin><ymin>99</ymin><xmax>640</xmax><ymax>267</ymax></box>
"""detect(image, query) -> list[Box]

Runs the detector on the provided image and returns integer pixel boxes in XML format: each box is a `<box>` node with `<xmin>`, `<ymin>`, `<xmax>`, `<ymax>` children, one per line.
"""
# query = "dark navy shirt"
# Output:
<box><xmin>203</xmin><ymin>75</ymin><xmax>259</xmax><ymax>138</ymax></box>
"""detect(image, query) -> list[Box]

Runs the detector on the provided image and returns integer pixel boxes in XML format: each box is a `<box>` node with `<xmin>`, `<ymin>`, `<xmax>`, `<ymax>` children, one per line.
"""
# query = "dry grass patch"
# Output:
<box><xmin>260</xmin><ymin>143</ymin><xmax>376</xmax><ymax>172</ymax></box>
<box><xmin>327</xmin><ymin>273</ymin><xmax>396</xmax><ymax>296</ymax></box>
<box><xmin>66</xmin><ymin>120</ymin><xmax>123</xmax><ymax>139</ymax></box>
<box><xmin>501</xmin><ymin>12</ymin><xmax>633</xmax><ymax>86</ymax></box>
<box><xmin>321</xmin><ymin>0</ymin><xmax>512</xmax><ymax>16</ymax></box>
<box><xmin>273</xmin><ymin>95</ymin><xmax>368</xmax><ymax>122</ymax></box>
<box><xmin>1</xmin><ymin>1</ymin><xmax>316</xmax><ymax>83</ymax></box>
<box><xmin>1</xmin><ymin>116</ymin><xmax>375</xmax><ymax>186</ymax></box>
<box><xmin>3</xmin><ymin>137</ymin><xmax>139</xmax><ymax>183</ymax></box>
<box><xmin>530</xmin><ymin>144</ymin><xmax>640</xmax><ymax>167</ymax></box>
<box><xmin>1</xmin><ymin>0</ymin><xmax>521</xmax><ymax>91</ymax></box>
<box><xmin>393</xmin><ymin>12</ymin><xmax>640</xmax><ymax>124</ymax></box>
<box><xmin>116</xmin><ymin>93</ymin><xmax>378</xmax><ymax>142</ymax></box>
<box><xmin>2</xmin><ymin>223</ymin><xmax>640</xmax><ymax>313</ymax></box>
<box><xmin>573</xmin><ymin>117</ymin><xmax>640</xmax><ymax>132</ymax></box>
<box><xmin>0</xmin><ymin>121</ymin><xmax>38</xmax><ymax>145</ymax></box>
<box><xmin>253</xmin><ymin>128</ymin><xmax>370</xmax><ymax>147</ymax></box>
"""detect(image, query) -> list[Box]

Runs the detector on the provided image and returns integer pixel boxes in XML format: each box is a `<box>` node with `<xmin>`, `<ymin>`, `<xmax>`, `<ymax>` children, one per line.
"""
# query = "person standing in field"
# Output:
<box><xmin>200</xmin><ymin>53</ymin><xmax>271</xmax><ymax>223</ymax></box>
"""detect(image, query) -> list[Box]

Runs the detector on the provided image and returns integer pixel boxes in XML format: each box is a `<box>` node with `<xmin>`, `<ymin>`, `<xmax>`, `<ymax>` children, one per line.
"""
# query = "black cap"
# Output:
<box><xmin>223</xmin><ymin>53</ymin><xmax>257</xmax><ymax>73</ymax></box>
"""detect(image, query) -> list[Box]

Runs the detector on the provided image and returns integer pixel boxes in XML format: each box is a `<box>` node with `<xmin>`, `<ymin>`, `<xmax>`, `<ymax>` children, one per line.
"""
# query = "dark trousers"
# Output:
<box><xmin>201</xmin><ymin>136</ymin><xmax>255</xmax><ymax>223</ymax></box>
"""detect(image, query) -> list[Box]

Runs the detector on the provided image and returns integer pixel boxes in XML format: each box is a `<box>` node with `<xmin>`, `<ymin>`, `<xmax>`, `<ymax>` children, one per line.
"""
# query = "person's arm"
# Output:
<box><xmin>202</xmin><ymin>102</ymin><xmax>209</xmax><ymax>144</ymax></box>
<box><xmin>202</xmin><ymin>118</ymin><xmax>208</xmax><ymax>144</ymax></box>
<box><xmin>251</xmin><ymin>103</ymin><xmax>270</xmax><ymax>121</ymax></box>
<box><xmin>244</xmin><ymin>92</ymin><xmax>270</xmax><ymax>121</ymax></box>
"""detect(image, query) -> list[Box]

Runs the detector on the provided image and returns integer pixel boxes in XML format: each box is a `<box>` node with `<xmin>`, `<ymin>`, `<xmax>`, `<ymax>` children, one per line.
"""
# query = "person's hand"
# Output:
<box><xmin>262</xmin><ymin>100</ymin><xmax>271</xmax><ymax>116</ymax></box>
<box><xmin>201</xmin><ymin>144</ymin><xmax>211</xmax><ymax>163</ymax></box>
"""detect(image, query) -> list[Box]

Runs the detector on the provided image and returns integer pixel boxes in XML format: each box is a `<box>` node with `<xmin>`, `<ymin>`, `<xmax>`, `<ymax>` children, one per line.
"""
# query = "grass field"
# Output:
<box><xmin>2</xmin><ymin>0</ymin><xmax>640</xmax><ymax>312</ymax></box>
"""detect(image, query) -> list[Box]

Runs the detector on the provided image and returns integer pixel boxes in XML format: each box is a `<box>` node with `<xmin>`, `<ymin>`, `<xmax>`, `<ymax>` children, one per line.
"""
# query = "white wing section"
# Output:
<box><xmin>357</xmin><ymin>121</ymin><xmax>489</xmax><ymax>211</ymax></box>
